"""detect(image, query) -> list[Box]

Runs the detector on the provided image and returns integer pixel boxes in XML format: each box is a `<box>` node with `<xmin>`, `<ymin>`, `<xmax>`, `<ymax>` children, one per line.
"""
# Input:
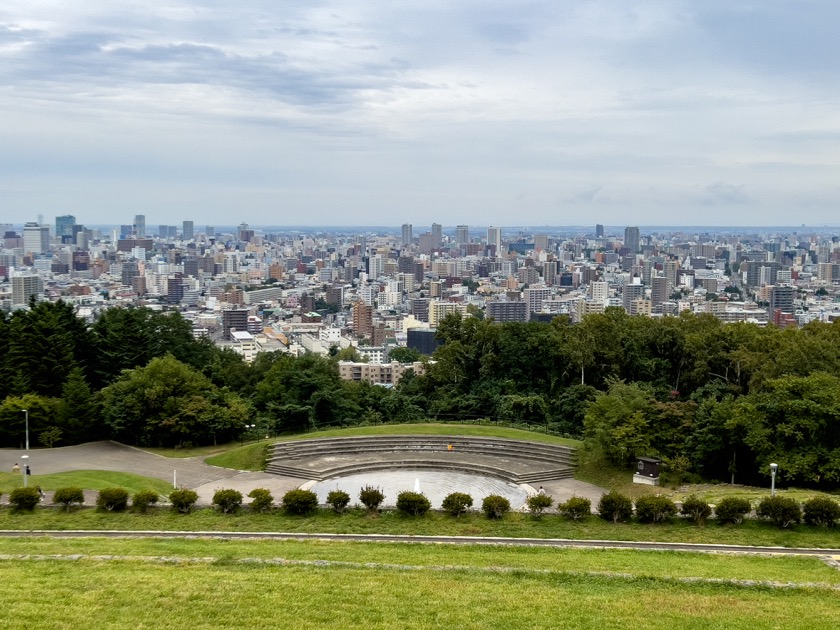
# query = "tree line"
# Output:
<box><xmin>2</xmin><ymin>302</ymin><xmax>840</xmax><ymax>489</ymax></box>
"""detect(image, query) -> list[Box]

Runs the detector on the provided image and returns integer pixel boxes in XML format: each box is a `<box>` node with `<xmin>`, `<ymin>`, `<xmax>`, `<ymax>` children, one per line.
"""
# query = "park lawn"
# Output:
<box><xmin>2</xmin><ymin>507</ymin><xmax>840</xmax><ymax>549</ymax></box>
<box><xmin>142</xmin><ymin>444</ymin><xmax>233</xmax><ymax>458</ymax></box>
<box><xmin>0</xmin><ymin>470</ymin><xmax>172</xmax><ymax>495</ymax></box>
<box><xmin>204</xmin><ymin>442</ymin><xmax>269</xmax><ymax>470</ymax></box>
<box><xmin>2</xmin><ymin>537</ymin><xmax>838</xmax><ymax>586</ymax></box>
<box><xmin>0</xmin><ymin>557</ymin><xmax>837</xmax><ymax>629</ymax></box>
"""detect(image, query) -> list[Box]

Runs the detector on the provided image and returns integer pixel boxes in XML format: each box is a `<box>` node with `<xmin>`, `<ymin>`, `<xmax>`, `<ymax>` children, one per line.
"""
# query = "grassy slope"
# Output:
<box><xmin>2</xmin><ymin>537</ymin><xmax>838</xmax><ymax>585</ymax></box>
<box><xmin>1</xmin><ymin>507</ymin><xmax>839</xmax><ymax>549</ymax></box>
<box><xmin>1</xmin><ymin>552</ymin><xmax>837</xmax><ymax>629</ymax></box>
<box><xmin>0</xmin><ymin>471</ymin><xmax>173</xmax><ymax>495</ymax></box>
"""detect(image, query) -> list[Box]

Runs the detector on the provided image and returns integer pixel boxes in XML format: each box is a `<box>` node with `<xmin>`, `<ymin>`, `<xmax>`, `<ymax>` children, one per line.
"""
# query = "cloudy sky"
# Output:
<box><xmin>1</xmin><ymin>1</ymin><xmax>838</xmax><ymax>227</ymax></box>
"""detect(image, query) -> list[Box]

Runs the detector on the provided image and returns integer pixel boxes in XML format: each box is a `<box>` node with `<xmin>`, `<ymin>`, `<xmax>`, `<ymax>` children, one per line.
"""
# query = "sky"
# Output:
<box><xmin>1</xmin><ymin>1</ymin><xmax>838</xmax><ymax>227</ymax></box>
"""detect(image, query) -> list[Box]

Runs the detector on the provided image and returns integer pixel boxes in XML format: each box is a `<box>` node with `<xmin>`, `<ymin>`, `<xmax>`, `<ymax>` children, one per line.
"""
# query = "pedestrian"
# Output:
<box><xmin>538</xmin><ymin>486</ymin><xmax>546</xmax><ymax>496</ymax></box>
<box><xmin>25</xmin><ymin>464</ymin><xmax>31</xmax><ymax>476</ymax></box>
<box><xmin>12</xmin><ymin>462</ymin><xmax>20</xmax><ymax>474</ymax></box>
<box><xmin>36</xmin><ymin>486</ymin><xmax>45</xmax><ymax>501</ymax></box>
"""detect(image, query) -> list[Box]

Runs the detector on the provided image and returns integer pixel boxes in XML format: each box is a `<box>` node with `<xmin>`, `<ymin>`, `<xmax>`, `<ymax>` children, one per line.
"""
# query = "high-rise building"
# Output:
<box><xmin>487</xmin><ymin>226</ymin><xmax>502</xmax><ymax>256</ymax></box>
<box><xmin>182</xmin><ymin>221</ymin><xmax>194</xmax><ymax>241</ymax></box>
<box><xmin>401</xmin><ymin>223</ymin><xmax>413</xmax><ymax>246</ymax></box>
<box><xmin>12</xmin><ymin>274</ymin><xmax>43</xmax><ymax>305</ymax></box>
<box><xmin>533</xmin><ymin>235</ymin><xmax>549</xmax><ymax>252</ymax></box>
<box><xmin>624</xmin><ymin>226</ymin><xmax>640</xmax><ymax>253</ymax></box>
<box><xmin>651</xmin><ymin>276</ymin><xmax>671</xmax><ymax>305</ymax></box>
<box><xmin>23</xmin><ymin>222</ymin><xmax>50</xmax><ymax>254</ymax></box>
<box><xmin>158</xmin><ymin>225</ymin><xmax>168</xmax><ymax>238</ymax></box>
<box><xmin>205</xmin><ymin>225</ymin><xmax>215</xmax><ymax>238</ymax></box>
<box><xmin>55</xmin><ymin>215</ymin><xmax>76</xmax><ymax>240</ymax></box>
<box><xmin>133</xmin><ymin>214</ymin><xmax>146</xmax><ymax>238</ymax></box>
<box><xmin>456</xmin><ymin>225</ymin><xmax>469</xmax><ymax>246</ymax></box>
<box><xmin>222</xmin><ymin>309</ymin><xmax>249</xmax><ymax>340</ymax></box>
<box><xmin>622</xmin><ymin>282</ymin><xmax>645</xmax><ymax>313</ymax></box>
<box><xmin>595</xmin><ymin>224</ymin><xmax>604</xmax><ymax>238</ymax></box>
<box><xmin>431</xmin><ymin>223</ymin><xmax>442</xmax><ymax>249</ymax></box>
<box><xmin>352</xmin><ymin>301</ymin><xmax>374</xmax><ymax>338</ymax></box>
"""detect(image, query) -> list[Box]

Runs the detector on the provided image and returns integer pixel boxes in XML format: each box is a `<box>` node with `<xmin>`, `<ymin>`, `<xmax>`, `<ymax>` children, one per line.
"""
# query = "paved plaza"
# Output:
<box><xmin>1</xmin><ymin>441</ymin><xmax>606</xmax><ymax>507</ymax></box>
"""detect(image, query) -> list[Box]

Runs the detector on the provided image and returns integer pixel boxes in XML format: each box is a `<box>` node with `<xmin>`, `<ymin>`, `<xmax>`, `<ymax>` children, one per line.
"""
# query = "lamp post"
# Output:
<box><xmin>770</xmin><ymin>462</ymin><xmax>778</xmax><ymax>497</ymax></box>
<box><xmin>241</xmin><ymin>424</ymin><xmax>256</xmax><ymax>446</ymax></box>
<box><xmin>22</xmin><ymin>409</ymin><xmax>29</xmax><ymax>488</ymax></box>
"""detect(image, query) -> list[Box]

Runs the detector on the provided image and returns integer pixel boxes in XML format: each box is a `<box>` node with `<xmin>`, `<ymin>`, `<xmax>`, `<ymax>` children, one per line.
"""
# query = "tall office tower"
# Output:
<box><xmin>431</xmin><ymin>223</ymin><xmax>442</xmax><ymax>249</ymax></box>
<box><xmin>542</xmin><ymin>260</ymin><xmax>557</xmax><ymax>285</ymax></box>
<box><xmin>664</xmin><ymin>259</ymin><xmax>680</xmax><ymax>287</ymax></box>
<box><xmin>624</xmin><ymin>226</ymin><xmax>640</xmax><ymax>253</ymax></box>
<box><xmin>401</xmin><ymin>223</ymin><xmax>413</xmax><ymax>246</ymax></box>
<box><xmin>642</xmin><ymin>259</ymin><xmax>654</xmax><ymax>286</ymax></box>
<box><xmin>651</xmin><ymin>276</ymin><xmax>671</xmax><ymax>305</ymax></box>
<box><xmin>121</xmin><ymin>261</ymin><xmax>140</xmax><ymax>286</ymax></box>
<box><xmin>595</xmin><ymin>224</ymin><xmax>604</xmax><ymax>238</ymax></box>
<box><xmin>534</xmin><ymin>234</ymin><xmax>549</xmax><ymax>252</ymax></box>
<box><xmin>487</xmin><ymin>226</ymin><xmax>502</xmax><ymax>256</ymax></box>
<box><xmin>456</xmin><ymin>225</ymin><xmax>470</xmax><ymax>246</ymax></box>
<box><xmin>205</xmin><ymin>226</ymin><xmax>215</xmax><ymax>238</ymax></box>
<box><xmin>158</xmin><ymin>225</ymin><xmax>168</xmax><ymax>238</ymax></box>
<box><xmin>182</xmin><ymin>221</ymin><xmax>194</xmax><ymax>241</ymax></box>
<box><xmin>55</xmin><ymin>215</ymin><xmax>76</xmax><ymax>241</ymax></box>
<box><xmin>622</xmin><ymin>282</ymin><xmax>645</xmax><ymax>313</ymax></box>
<box><xmin>23</xmin><ymin>222</ymin><xmax>50</xmax><ymax>254</ymax></box>
<box><xmin>352</xmin><ymin>301</ymin><xmax>374</xmax><ymax>337</ymax></box>
<box><xmin>12</xmin><ymin>274</ymin><xmax>43</xmax><ymax>305</ymax></box>
<box><xmin>133</xmin><ymin>214</ymin><xmax>146</xmax><ymax>237</ymax></box>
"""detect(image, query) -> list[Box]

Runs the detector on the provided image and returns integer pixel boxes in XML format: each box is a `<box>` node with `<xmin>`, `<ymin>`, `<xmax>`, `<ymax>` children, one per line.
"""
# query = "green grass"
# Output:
<box><xmin>2</xmin><ymin>537</ymin><xmax>837</xmax><ymax>586</ymax></box>
<box><xmin>2</xmin><ymin>507</ymin><xmax>839</xmax><ymax>549</ymax></box>
<box><xmin>0</xmin><ymin>551</ymin><xmax>837</xmax><ymax>628</ymax></box>
<box><xmin>142</xmin><ymin>444</ymin><xmax>234</xmax><ymax>458</ymax></box>
<box><xmin>205</xmin><ymin>441</ymin><xmax>269</xmax><ymax>470</ymax></box>
<box><xmin>0</xmin><ymin>471</ymin><xmax>173</xmax><ymax>495</ymax></box>
<box><xmin>668</xmin><ymin>483</ymin><xmax>839</xmax><ymax>505</ymax></box>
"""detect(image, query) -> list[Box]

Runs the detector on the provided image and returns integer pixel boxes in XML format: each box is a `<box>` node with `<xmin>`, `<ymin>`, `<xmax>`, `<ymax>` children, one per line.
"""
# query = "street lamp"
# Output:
<box><xmin>241</xmin><ymin>424</ymin><xmax>256</xmax><ymax>446</ymax></box>
<box><xmin>21</xmin><ymin>455</ymin><xmax>29</xmax><ymax>488</ymax></box>
<box><xmin>770</xmin><ymin>462</ymin><xmax>778</xmax><ymax>497</ymax></box>
<box><xmin>22</xmin><ymin>409</ymin><xmax>30</xmax><ymax>488</ymax></box>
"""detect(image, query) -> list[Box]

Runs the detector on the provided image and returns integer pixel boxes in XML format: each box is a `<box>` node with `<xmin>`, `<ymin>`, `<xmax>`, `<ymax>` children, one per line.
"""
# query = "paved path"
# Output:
<box><xmin>1</xmin><ymin>441</ymin><xmax>606</xmax><ymax>508</ymax></box>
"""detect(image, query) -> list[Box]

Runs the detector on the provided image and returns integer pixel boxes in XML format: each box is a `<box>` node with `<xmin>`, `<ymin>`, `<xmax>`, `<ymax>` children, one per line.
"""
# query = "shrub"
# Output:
<box><xmin>482</xmin><ymin>494</ymin><xmax>511</xmax><ymax>519</ymax></box>
<box><xmin>714</xmin><ymin>497</ymin><xmax>751</xmax><ymax>524</ymax></box>
<box><xmin>169</xmin><ymin>488</ymin><xmax>199</xmax><ymax>514</ymax></box>
<box><xmin>282</xmin><ymin>489</ymin><xmax>319</xmax><ymax>515</ymax></box>
<box><xmin>756</xmin><ymin>496</ymin><xmax>801</xmax><ymax>528</ymax></box>
<box><xmin>680</xmin><ymin>495</ymin><xmax>712</xmax><ymax>524</ymax></box>
<box><xmin>9</xmin><ymin>487</ymin><xmax>41</xmax><ymax>511</ymax></box>
<box><xmin>527</xmin><ymin>494</ymin><xmax>553</xmax><ymax>517</ymax></box>
<box><xmin>96</xmin><ymin>487</ymin><xmax>129</xmax><ymax>512</ymax></box>
<box><xmin>597</xmin><ymin>491</ymin><xmax>633</xmax><ymax>523</ymax></box>
<box><xmin>247</xmin><ymin>488</ymin><xmax>273</xmax><ymax>512</ymax></box>
<box><xmin>53</xmin><ymin>487</ymin><xmax>85</xmax><ymax>512</ymax></box>
<box><xmin>803</xmin><ymin>496</ymin><xmax>840</xmax><ymax>527</ymax></box>
<box><xmin>559</xmin><ymin>496</ymin><xmax>592</xmax><ymax>521</ymax></box>
<box><xmin>441</xmin><ymin>492</ymin><xmax>473</xmax><ymax>517</ymax></box>
<box><xmin>396</xmin><ymin>491</ymin><xmax>431</xmax><ymax>516</ymax></box>
<box><xmin>635</xmin><ymin>495</ymin><xmax>677</xmax><ymax>524</ymax></box>
<box><xmin>132</xmin><ymin>490</ymin><xmax>159</xmax><ymax>513</ymax></box>
<box><xmin>359</xmin><ymin>485</ymin><xmax>385</xmax><ymax>512</ymax></box>
<box><xmin>326</xmin><ymin>490</ymin><xmax>351</xmax><ymax>514</ymax></box>
<box><xmin>212</xmin><ymin>489</ymin><xmax>243</xmax><ymax>514</ymax></box>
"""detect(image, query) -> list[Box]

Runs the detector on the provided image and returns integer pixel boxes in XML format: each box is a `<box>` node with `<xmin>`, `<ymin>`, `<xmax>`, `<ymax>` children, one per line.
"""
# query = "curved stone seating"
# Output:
<box><xmin>266</xmin><ymin>435</ymin><xmax>576</xmax><ymax>483</ymax></box>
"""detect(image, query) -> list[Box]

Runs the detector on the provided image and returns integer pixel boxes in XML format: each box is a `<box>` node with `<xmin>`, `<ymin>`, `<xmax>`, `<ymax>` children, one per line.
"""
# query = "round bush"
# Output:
<box><xmin>680</xmin><ymin>495</ymin><xmax>712</xmax><ymax>524</ymax></box>
<box><xmin>756</xmin><ymin>496</ymin><xmax>801</xmax><ymax>528</ymax></box>
<box><xmin>247</xmin><ymin>488</ymin><xmax>273</xmax><ymax>512</ymax></box>
<box><xmin>527</xmin><ymin>494</ymin><xmax>553</xmax><ymax>517</ymax></box>
<box><xmin>396</xmin><ymin>491</ymin><xmax>431</xmax><ymax>516</ymax></box>
<box><xmin>9</xmin><ymin>487</ymin><xmax>41</xmax><ymax>511</ymax></box>
<box><xmin>169</xmin><ymin>488</ymin><xmax>199</xmax><ymax>514</ymax></box>
<box><xmin>597</xmin><ymin>491</ymin><xmax>633</xmax><ymax>523</ymax></box>
<box><xmin>714</xmin><ymin>497</ymin><xmax>751</xmax><ymax>524</ymax></box>
<box><xmin>96</xmin><ymin>487</ymin><xmax>130</xmax><ymax>512</ymax></box>
<box><xmin>326</xmin><ymin>489</ymin><xmax>351</xmax><ymax>514</ymax></box>
<box><xmin>282</xmin><ymin>489</ymin><xmax>319</xmax><ymax>515</ymax></box>
<box><xmin>803</xmin><ymin>496</ymin><xmax>840</xmax><ymax>527</ymax></box>
<box><xmin>359</xmin><ymin>485</ymin><xmax>385</xmax><ymax>512</ymax></box>
<box><xmin>481</xmin><ymin>494</ymin><xmax>511</xmax><ymax>519</ymax></box>
<box><xmin>559</xmin><ymin>496</ymin><xmax>591</xmax><ymax>521</ymax></box>
<box><xmin>53</xmin><ymin>486</ymin><xmax>85</xmax><ymax>512</ymax></box>
<box><xmin>132</xmin><ymin>490</ymin><xmax>159</xmax><ymax>513</ymax></box>
<box><xmin>212</xmin><ymin>489</ymin><xmax>243</xmax><ymax>514</ymax></box>
<box><xmin>441</xmin><ymin>492</ymin><xmax>473</xmax><ymax>517</ymax></box>
<box><xmin>635</xmin><ymin>495</ymin><xmax>677</xmax><ymax>524</ymax></box>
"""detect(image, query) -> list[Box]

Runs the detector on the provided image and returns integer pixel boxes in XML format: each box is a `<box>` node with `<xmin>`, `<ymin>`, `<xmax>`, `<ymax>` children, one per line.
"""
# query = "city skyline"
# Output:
<box><xmin>1</xmin><ymin>2</ymin><xmax>838</xmax><ymax>226</ymax></box>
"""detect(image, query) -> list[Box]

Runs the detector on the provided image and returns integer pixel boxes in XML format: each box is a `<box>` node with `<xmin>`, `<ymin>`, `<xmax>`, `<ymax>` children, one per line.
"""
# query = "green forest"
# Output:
<box><xmin>2</xmin><ymin>302</ymin><xmax>840</xmax><ymax>489</ymax></box>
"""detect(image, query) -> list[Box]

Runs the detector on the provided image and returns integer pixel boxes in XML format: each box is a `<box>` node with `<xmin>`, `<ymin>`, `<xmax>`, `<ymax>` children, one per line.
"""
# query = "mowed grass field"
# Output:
<box><xmin>1</xmin><ymin>538</ymin><xmax>838</xmax><ymax>629</ymax></box>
